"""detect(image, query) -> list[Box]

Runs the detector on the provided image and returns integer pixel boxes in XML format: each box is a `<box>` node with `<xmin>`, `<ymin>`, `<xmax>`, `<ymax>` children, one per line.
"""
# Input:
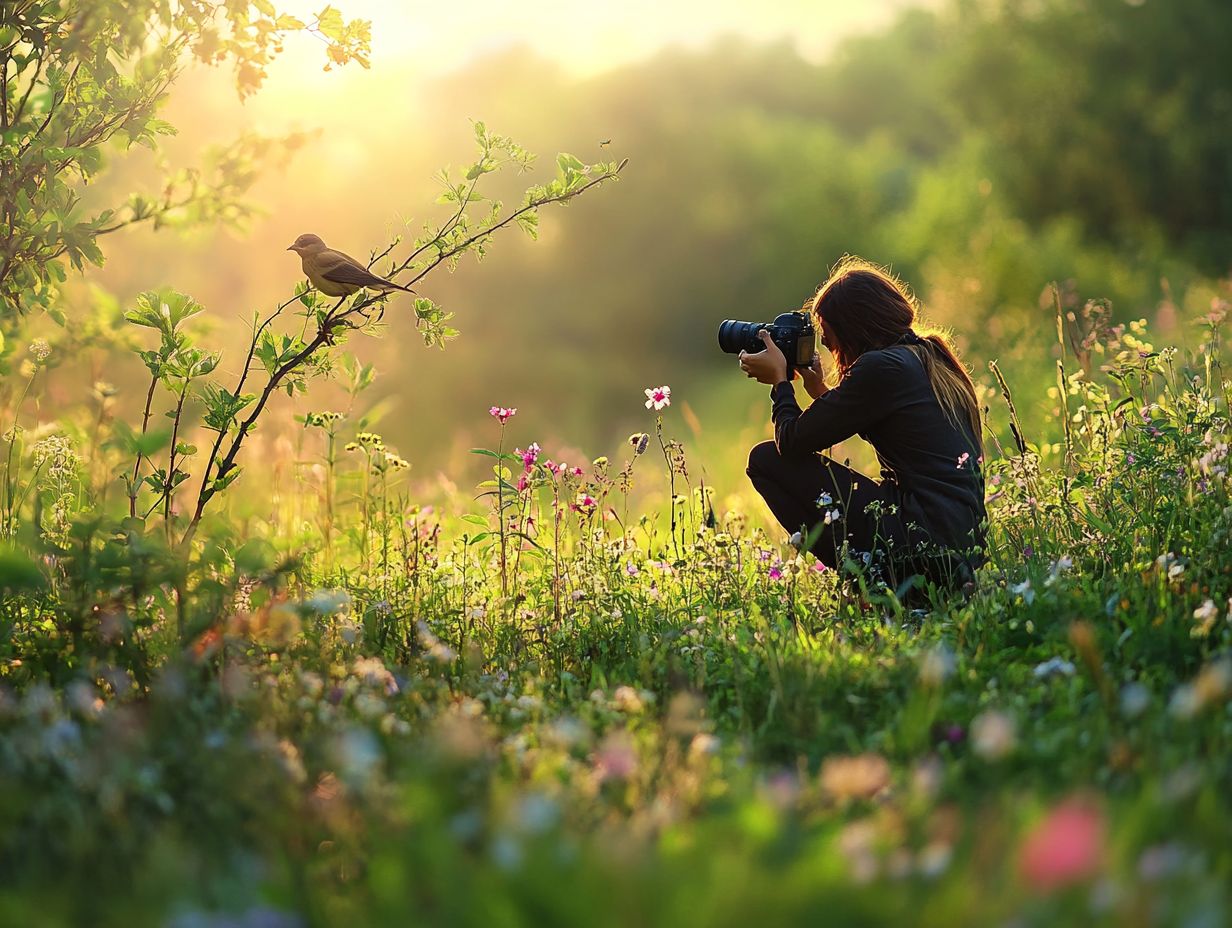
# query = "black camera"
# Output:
<box><xmin>717</xmin><ymin>311</ymin><xmax>816</xmax><ymax>370</ymax></box>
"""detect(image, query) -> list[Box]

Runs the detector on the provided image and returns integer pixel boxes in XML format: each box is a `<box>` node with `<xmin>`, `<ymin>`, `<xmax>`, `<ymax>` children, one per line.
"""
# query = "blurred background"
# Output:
<box><xmin>53</xmin><ymin>0</ymin><xmax>1232</xmax><ymax>494</ymax></box>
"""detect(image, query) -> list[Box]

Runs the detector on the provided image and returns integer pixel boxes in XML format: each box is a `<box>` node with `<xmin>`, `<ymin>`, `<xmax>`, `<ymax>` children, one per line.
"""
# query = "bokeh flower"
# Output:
<box><xmin>1018</xmin><ymin>799</ymin><xmax>1106</xmax><ymax>891</ymax></box>
<box><xmin>970</xmin><ymin>709</ymin><xmax>1016</xmax><ymax>759</ymax></box>
<box><xmin>28</xmin><ymin>338</ymin><xmax>51</xmax><ymax>363</ymax></box>
<box><xmin>594</xmin><ymin>730</ymin><xmax>638</xmax><ymax>782</ymax></box>
<box><xmin>1191</xmin><ymin>598</ymin><xmax>1219</xmax><ymax>637</ymax></box>
<box><xmin>489</xmin><ymin>405</ymin><xmax>517</xmax><ymax>424</ymax></box>
<box><xmin>820</xmin><ymin>752</ymin><xmax>890</xmax><ymax>801</ymax></box>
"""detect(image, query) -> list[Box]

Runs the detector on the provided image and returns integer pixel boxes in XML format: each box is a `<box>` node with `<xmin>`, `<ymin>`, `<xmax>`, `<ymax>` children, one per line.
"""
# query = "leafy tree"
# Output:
<box><xmin>946</xmin><ymin>0</ymin><xmax>1232</xmax><ymax>269</ymax></box>
<box><xmin>0</xmin><ymin>1</ymin><xmax>371</xmax><ymax>324</ymax></box>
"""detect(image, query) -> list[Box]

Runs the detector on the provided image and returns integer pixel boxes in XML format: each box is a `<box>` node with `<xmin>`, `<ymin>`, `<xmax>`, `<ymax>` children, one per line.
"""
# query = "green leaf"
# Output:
<box><xmin>316</xmin><ymin>5</ymin><xmax>345</xmax><ymax>40</ymax></box>
<box><xmin>557</xmin><ymin>152</ymin><xmax>586</xmax><ymax>174</ymax></box>
<box><xmin>212</xmin><ymin>468</ymin><xmax>243</xmax><ymax>493</ymax></box>
<box><xmin>110</xmin><ymin>421</ymin><xmax>173</xmax><ymax>457</ymax></box>
<box><xmin>509</xmin><ymin>531</ymin><xmax>547</xmax><ymax>552</ymax></box>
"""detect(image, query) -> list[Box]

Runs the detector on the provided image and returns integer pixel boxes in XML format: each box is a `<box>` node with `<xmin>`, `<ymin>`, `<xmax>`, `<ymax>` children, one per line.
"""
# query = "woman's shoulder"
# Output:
<box><xmin>839</xmin><ymin>346</ymin><xmax>925</xmax><ymax>393</ymax></box>
<box><xmin>850</xmin><ymin>345</ymin><xmax>917</xmax><ymax>373</ymax></box>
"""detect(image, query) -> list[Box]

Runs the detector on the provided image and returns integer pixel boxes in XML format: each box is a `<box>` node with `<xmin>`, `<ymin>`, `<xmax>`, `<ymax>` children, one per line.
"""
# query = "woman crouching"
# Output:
<box><xmin>738</xmin><ymin>257</ymin><xmax>987</xmax><ymax>601</ymax></box>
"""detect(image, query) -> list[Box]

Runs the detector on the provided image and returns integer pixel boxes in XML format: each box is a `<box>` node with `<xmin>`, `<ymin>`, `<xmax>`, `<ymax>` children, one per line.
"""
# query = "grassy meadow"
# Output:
<box><xmin>2</xmin><ymin>292</ymin><xmax>1231</xmax><ymax>925</ymax></box>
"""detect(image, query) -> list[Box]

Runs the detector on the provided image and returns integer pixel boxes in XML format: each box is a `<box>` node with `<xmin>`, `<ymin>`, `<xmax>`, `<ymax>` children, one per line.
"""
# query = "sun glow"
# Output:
<box><xmin>271</xmin><ymin>0</ymin><xmax>923</xmax><ymax>80</ymax></box>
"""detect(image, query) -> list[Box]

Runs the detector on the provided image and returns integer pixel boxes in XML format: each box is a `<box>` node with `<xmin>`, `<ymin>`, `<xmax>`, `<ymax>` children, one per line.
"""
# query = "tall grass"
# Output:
<box><xmin>0</xmin><ymin>294</ymin><xmax>1229</xmax><ymax>927</ymax></box>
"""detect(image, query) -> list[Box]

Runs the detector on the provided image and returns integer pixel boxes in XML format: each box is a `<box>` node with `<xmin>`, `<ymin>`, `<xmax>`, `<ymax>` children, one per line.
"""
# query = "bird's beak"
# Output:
<box><xmin>286</xmin><ymin>244</ymin><xmax>295</xmax><ymax>251</ymax></box>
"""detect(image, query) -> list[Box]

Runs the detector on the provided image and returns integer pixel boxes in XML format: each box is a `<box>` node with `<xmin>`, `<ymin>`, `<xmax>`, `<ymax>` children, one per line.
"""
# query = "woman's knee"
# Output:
<box><xmin>746</xmin><ymin>440</ymin><xmax>780</xmax><ymax>479</ymax></box>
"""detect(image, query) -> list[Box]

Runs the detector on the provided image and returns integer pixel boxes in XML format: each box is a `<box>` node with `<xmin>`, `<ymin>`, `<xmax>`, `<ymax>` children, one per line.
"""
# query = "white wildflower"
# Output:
<box><xmin>970</xmin><ymin>710</ymin><xmax>1017</xmax><ymax>760</ymax></box>
<box><xmin>1192</xmin><ymin>599</ymin><xmax>1219</xmax><ymax>638</ymax></box>
<box><xmin>1009</xmin><ymin>579</ymin><xmax>1035</xmax><ymax>605</ymax></box>
<box><xmin>1032</xmin><ymin>657</ymin><xmax>1076</xmax><ymax>678</ymax></box>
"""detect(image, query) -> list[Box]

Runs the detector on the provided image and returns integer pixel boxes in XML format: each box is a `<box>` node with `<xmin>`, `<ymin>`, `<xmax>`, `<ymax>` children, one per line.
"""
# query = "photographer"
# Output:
<box><xmin>736</xmin><ymin>258</ymin><xmax>986</xmax><ymax>599</ymax></box>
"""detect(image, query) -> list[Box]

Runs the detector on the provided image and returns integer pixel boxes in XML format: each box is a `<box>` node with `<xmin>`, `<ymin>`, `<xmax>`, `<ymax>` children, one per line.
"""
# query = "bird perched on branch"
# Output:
<box><xmin>287</xmin><ymin>233</ymin><xmax>413</xmax><ymax>300</ymax></box>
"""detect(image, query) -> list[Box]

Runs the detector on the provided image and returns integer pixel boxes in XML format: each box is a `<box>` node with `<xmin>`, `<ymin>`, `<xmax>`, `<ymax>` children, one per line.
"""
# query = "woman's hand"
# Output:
<box><xmin>800</xmin><ymin>352</ymin><xmax>828</xmax><ymax>400</ymax></box>
<box><xmin>738</xmin><ymin>330</ymin><xmax>789</xmax><ymax>386</ymax></box>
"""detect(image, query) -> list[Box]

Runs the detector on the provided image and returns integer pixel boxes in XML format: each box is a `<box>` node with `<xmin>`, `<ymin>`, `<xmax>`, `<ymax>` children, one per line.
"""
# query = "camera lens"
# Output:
<box><xmin>717</xmin><ymin>320</ymin><xmax>763</xmax><ymax>355</ymax></box>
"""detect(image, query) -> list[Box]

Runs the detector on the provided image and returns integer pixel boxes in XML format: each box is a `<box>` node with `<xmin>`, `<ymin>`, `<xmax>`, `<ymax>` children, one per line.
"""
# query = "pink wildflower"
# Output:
<box><xmin>571</xmin><ymin>493</ymin><xmax>597</xmax><ymax>513</ymax></box>
<box><xmin>516</xmin><ymin>474</ymin><xmax>529</xmax><ymax>492</ymax></box>
<box><xmin>544</xmin><ymin>460</ymin><xmax>570</xmax><ymax>478</ymax></box>
<box><xmin>956</xmin><ymin>452</ymin><xmax>970</xmax><ymax>469</ymax></box>
<box><xmin>489</xmin><ymin>406</ymin><xmax>517</xmax><ymax>424</ymax></box>
<box><xmin>769</xmin><ymin>565</ymin><xmax>784</xmax><ymax>581</ymax></box>
<box><xmin>516</xmin><ymin>442</ymin><xmax>541</xmax><ymax>468</ymax></box>
<box><xmin>595</xmin><ymin>731</ymin><xmax>638</xmax><ymax>782</ymax></box>
<box><xmin>1019</xmin><ymin>799</ymin><xmax>1106</xmax><ymax>892</ymax></box>
<box><xmin>644</xmin><ymin>385</ymin><xmax>671</xmax><ymax>411</ymax></box>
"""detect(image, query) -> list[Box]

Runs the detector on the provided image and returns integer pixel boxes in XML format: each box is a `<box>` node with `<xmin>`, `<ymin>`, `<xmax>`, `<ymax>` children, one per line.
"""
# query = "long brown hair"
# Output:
<box><xmin>810</xmin><ymin>256</ymin><xmax>982</xmax><ymax>451</ymax></box>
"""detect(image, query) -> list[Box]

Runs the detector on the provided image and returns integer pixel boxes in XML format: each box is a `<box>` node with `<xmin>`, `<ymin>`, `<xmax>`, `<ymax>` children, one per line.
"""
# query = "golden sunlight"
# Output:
<box><xmin>273</xmin><ymin>0</ymin><xmax>924</xmax><ymax>79</ymax></box>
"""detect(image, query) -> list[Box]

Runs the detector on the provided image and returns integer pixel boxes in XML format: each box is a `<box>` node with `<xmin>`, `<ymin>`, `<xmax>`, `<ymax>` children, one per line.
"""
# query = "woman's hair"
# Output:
<box><xmin>810</xmin><ymin>256</ymin><xmax>982</xmax><ymax>450</ymax></box>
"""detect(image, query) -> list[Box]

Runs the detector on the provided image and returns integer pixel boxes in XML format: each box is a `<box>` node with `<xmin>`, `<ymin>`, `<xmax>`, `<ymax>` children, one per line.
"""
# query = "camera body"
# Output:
<box><xmin>717</xmin><ymin>311</ymin><xmax>816</xmax><ymax>370</ymax></box>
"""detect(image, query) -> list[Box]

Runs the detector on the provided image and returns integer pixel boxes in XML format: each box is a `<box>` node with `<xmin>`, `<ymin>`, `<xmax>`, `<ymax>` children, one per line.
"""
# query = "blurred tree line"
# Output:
<box><xmin>387</xmin><ymin>0</ymin><xmax>1230</xmax><ymax>472</ymax></box>
<box><xmin>12</xmin><ymin>0</ymin><xmax>1232</xmax><ymax>483</ymax></box>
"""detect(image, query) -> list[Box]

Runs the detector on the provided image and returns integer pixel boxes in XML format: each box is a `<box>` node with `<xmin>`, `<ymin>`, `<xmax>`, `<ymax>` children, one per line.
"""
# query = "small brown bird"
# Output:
<box><xmin>287</xmin><ymin>233</ymin><xmax>413</xmax><ymax>299</ymax></box>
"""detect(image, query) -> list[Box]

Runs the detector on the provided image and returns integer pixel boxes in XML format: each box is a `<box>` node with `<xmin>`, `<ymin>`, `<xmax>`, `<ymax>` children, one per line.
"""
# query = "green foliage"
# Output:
<box><xmin>947</xmin><ymin>0</ymin><xmax>1232</xmax><ymax>266</ymax></box>
<box><xmin>0</xmin><ymin>0</ymin><xmax>371</xmax><ymax>322</ymax></box>
<box><xmin>370</xmin><ymin>0</ymin><xmax>1232</xmax><ymax>465</ymax></box>
<box><xmin>0</xmin><ymin>115</ymin><xmax>623</xmax><ymax>543</ymax></box>
<box><xmin>0</xmin><ymin>307</ymin><xmax>1230</xmax><ymax>924</ymax></box>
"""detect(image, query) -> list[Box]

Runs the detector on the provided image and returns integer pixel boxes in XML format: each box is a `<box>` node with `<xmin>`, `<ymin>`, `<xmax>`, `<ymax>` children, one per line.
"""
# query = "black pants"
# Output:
<box><xmin>746</xmin><ymin>440</ymin><xmax>973</xmax><ymax>597</ymax></box>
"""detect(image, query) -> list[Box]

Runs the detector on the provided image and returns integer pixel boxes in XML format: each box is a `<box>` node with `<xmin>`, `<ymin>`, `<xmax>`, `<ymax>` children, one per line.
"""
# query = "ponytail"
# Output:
<box><xmin>909</xmin><ymin>333</ymin><xmax>983</xmax><ymax>454</ymax></box>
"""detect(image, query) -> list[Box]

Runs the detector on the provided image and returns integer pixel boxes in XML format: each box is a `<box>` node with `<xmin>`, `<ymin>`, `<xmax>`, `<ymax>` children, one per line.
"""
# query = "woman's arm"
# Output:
<box><xmin>770</xmin><ymin>352</ymin><xmax>894</xmax><ymax>457</ymax></box>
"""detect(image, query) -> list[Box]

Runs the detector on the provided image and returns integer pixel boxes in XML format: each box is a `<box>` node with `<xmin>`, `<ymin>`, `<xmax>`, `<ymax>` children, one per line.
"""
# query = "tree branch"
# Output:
<box><xmin>404</xmin><ymin>162</ymin><xmax>626</xmax><ymax>289</ymax></box>
<box><xmin>189</xmin><ymin>290</ymin><xmax>313</xmax><ymax>531</ymax></box>
<box><xmin>180</xmin><ymin>157</ymin><xmax>627</xmax><ymax>541</ymax></box>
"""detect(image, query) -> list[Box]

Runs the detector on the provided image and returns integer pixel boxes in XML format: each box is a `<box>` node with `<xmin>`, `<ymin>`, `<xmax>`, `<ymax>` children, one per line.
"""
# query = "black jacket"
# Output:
<box><xmin>769</xmin><ymin>344</ymin><xmax>987</xmax><ymax>560</ymax></box>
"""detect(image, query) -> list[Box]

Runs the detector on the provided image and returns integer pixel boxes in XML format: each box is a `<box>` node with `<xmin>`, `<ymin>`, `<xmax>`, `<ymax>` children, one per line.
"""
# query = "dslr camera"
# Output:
<box><xmin>717</xmin><ymin>311</ymin><xmax>816</xmax><ymax>372</ymax></box>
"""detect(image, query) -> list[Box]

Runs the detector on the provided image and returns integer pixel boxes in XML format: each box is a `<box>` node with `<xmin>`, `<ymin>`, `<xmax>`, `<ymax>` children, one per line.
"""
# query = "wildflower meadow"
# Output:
<box><xmin>2</xmin><ymin>1</ymin><xmax>1232</xmax><ymax>926</ymax></box>
<box><xmin>3</xmin><ymin>287</ymin><xmax>1231</xmax><ymax>926</ymax></box>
